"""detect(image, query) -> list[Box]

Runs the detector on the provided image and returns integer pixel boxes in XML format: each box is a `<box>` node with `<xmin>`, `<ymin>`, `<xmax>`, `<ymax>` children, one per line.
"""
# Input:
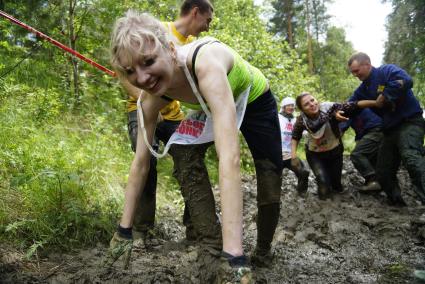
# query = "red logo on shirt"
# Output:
<box><xmin>176</xmin><ymin>119</ymin><xmax>205</xmax><ymax>137</ymax></box>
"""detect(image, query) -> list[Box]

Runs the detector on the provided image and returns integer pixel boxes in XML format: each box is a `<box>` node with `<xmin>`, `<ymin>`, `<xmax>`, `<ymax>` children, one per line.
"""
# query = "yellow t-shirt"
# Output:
<box><xmin>126</xmin><ymin>22</ymin><xmax>191</xmax><ymax>121</ymax></box>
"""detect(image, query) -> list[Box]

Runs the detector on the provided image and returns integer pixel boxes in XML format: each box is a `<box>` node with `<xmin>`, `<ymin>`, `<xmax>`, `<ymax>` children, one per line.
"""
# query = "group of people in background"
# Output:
<box><xmin>103</xmin><ymin>0</ymin><xmax>425</xmax><ymax>282</ymax></box>
<box><xmin>290</xmin><ymin>53</ymin><xmax>424</xmax><ymax>207</ymax></box>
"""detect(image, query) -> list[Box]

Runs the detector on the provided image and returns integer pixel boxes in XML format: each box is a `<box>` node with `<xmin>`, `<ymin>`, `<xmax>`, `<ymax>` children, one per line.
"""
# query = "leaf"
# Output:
<box><xmin>25</xmin><ymin>240</ymin><xmax>45</xmax><ymax>260</ymax></box>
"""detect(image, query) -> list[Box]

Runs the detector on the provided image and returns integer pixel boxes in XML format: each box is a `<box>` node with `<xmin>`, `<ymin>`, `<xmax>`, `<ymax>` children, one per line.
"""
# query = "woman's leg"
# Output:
<box><xmin>306</xmin><ymin>150</ymin><xmax>332</xmax><ymax>199</ymax></box>
<box><xmin>328</xmin><ymin>145</ymin><xmax>344</xmax><ymax>193</ymax></box>
<box><xmin>240</xmin><ymin>90</ymin><xmax>283</xmax><ymax>267</ymax></box>
<box><xmin>288</xmin><ymin>158</ymin><xmax>310</xmax><ymax>195</ymax></box>
<box><xmin>169</xmin><ymin>142</ymin><xmax>222</xmax><ymax>252</ymax></box>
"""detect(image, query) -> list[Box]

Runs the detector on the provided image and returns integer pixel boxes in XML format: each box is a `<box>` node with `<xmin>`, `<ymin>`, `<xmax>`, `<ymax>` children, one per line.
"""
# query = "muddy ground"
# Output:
<box><xmin>1</xmin><ymin>158</ymin><xmax>425</xmax><ymax>283</ymax></box>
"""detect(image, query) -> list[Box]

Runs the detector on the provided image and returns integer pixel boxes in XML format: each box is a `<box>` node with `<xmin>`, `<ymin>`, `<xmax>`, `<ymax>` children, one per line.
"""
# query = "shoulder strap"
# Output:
<box><xmin>191</xmin><ymin>40</ymin><xmax>220</xmax><ymax>85</ymax></box>
<box><xmin>160</xmin><ymin>95</ymin><xmax>173</xmax><ymax>102</ymax></box>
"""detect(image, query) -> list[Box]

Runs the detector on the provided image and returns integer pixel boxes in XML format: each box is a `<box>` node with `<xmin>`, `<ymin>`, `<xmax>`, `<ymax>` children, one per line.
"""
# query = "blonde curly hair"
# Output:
<box><xmin>110</xmin><ymin>10</ymin><xmax>169</xmax><ymax>74</ymax></box>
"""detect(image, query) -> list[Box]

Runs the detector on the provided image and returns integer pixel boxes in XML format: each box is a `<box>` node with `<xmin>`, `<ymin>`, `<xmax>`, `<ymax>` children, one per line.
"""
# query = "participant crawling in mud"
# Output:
<box><xmin>340</xmin><ymin>108</ymin><xmax>383</xmax><ymax>192</ymax></box>
<box><xmin>278</xmin><ymin>97</ymin><xmax>310</xmax><ymax>196</ymax></box>
<box><xmin>120</xmin><ymin>0</ymin><xmax>214</xmax><ymax>249</ymax></box>
<box><xmin>291</xmin><ymin>92</ymin><xmax>377</xmax><ymax>200</ymax></box>
<box><xmin>106</xmin><ymin>9</ymin><xmax>285</xmax><ymax>282</ymax></box>
<box><xmin>347</xmin><ymin>52</ymin><xmax>425</xmax><ymax>206</ymax></box>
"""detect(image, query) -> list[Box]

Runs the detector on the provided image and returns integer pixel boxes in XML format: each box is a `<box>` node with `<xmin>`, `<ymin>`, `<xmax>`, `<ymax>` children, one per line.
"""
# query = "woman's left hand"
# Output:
<box><xmin>335</xmin><ymin>110</ymin><xmax>349</xmax><ymax>121</ymax></box>
<box><xmin>102</xmin><ymin>232</ymin><xmax>133</xmax><ymax>269</ymax></box>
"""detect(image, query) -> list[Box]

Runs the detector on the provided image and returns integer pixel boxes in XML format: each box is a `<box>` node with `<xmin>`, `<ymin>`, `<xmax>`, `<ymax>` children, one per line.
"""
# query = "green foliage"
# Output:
<box><xmin>341</xmin><ymin>128</ymin><xmax>356</xmax><ymax>155</ymax></box>
<box><xmin>0</xmin><ymin>82</ymin><xmax>129</xmax><ymax>252</ymax></box>
<box><xmin>384</xmin><ymin>0</ymin><xmax>425</xmax><ymax>105</ymax></box>
<box><xmin>314</xmin><ymin>27</ymin><xmax>358</xmax><ymax>102</ymax></box>
<box><xmin>268</xmin><ymin>0</ymin><xmax>304</xmax><ymax>45</ymax></box>
<box><xmin>267</xmin><ymin>0</ymin><xmax>358</xmax><ymax>103</ymax></box>
<box><xmin>209</xmin><ymin>0</ymin><xmax>319</xmax><ymax>100</ymax></box>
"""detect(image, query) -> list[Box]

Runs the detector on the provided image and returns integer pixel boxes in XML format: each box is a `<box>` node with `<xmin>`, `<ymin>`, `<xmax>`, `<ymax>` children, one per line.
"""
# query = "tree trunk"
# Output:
<box><xmin>68</xmin><ymin>0</ymin><xmax>79</xmax><ymax>105</ymax></box>
<box><xmin>284</xmin><ymin>0</ymin><xmax>294</xmax><ymax>48</ymax></box>
<box><xmin>305</xmin><ymin>0</ymin><xmax>314</xmax><ymax>74</ymax></box>
<box><xmin>312</xmin><ymin>0</ymin><xmax>320</xmax><ymax>41</ymax></box>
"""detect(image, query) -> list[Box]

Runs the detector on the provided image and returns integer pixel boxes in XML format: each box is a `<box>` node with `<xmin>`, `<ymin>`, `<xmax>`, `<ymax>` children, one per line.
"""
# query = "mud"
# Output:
<box><xmin>1</xmin><ymin>158</ymin><xmax>425</xmax><ymax>283</ymax></box>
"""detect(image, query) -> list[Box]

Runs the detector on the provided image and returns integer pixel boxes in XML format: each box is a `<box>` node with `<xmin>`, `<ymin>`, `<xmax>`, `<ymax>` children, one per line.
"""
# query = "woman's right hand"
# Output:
<box><xmin>335</xmin><ymin>110</ymin><xmax>349</xmax><ymax>121</ymax></box>
<box><xmin>290</xmin><ymin>157</ymin><xmax>301</xmax><ymax>169</ymax></box>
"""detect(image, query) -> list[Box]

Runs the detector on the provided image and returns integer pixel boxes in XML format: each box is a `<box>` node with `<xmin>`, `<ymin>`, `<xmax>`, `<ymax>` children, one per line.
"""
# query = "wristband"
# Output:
<box><xmin>117</xmin><ymin>224</ymin><xmax>133</xmax><ymax>239</ymax></box>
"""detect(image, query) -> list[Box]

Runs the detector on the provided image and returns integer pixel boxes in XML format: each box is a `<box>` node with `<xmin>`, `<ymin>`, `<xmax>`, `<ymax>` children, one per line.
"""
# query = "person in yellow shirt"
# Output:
<box><xmin>121</xmin><ymin>0</ymin><xmax>214</xmax><ymax>248</ymax></box>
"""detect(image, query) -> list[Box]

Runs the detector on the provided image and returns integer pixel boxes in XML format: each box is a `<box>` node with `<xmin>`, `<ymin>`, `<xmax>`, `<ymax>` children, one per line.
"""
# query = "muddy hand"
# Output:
<box><xmin>335</xmin><ymin>110</ymin><xmax>349</xmax><ymax>121</ymax></box>
<box><xmin>217</xmin><ymin>253</ymin><xmax>253</xmax><ymax>284</ymax></box>
<box><xmin>290</xmin><ymin>157</ymin><xmax>301</xmax><ymax>169</ymax></box>
<box><xmin>102</xmin><ymin>232</ymin><xmax>133</xmax><ymax>269</ymax></box>
<box><xmin>238</xmin><ymin>267</ymin><xmax>253</xmax><ymax>284</ymax></box>
<box><xmin>217</xmin><ymin>266</ymin><xmax>253</xmax><ymax>284</ymax></box>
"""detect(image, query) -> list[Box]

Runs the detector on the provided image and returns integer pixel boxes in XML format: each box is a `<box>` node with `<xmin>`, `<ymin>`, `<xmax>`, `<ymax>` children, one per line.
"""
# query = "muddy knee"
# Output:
<box><xmin>255</xmin><ymin>159</ymin><xmax>282</xmax><ymax>205</ymax></box>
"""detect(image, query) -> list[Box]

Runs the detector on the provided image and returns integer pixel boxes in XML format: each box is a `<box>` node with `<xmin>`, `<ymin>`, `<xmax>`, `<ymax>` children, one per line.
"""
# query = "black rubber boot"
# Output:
<box><xmin>253</xmin><ymin>203</ymin><xmax>280</xmax><ymax>268</ymax></box>
<box><xmin>317</xmin><ymin>183</ymin><xmax>331</xmax><ymax>200</ymax></box>
<box><xmin>385</xmin><ymin>183</ymin><xmax>407</xmax><ymax>207</ymax></box>
<box><xmin>296</xmin><ymin>164</ymin><xmax>310</xmax><ymax>196</ymax></box>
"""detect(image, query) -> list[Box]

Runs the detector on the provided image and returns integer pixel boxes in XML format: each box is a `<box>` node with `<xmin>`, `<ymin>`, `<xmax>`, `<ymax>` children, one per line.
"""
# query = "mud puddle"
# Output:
<box><xmin>1</xmin><ymin>158</ymin><xmax>424</xmax><ymax>283</ymax></box>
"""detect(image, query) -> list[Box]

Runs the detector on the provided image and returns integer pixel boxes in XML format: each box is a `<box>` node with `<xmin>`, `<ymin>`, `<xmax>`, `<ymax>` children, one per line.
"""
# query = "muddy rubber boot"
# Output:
<box><xmin>332</xmin><ymin>184</ymin><xmax>345</xmax><ymax>193</ymax></box>
<box><xmin>291</xmin><ymin>158</ymin><xmax>309</xmax><ymax>196</ymax></box>
<box><xmin>359</xmin><ymin>180</ymin><xmax>381</xmax><ymax>192</ymax></box>
<box><xmin>388</xmin><ymin>195</ymin><xmax>407</xmax><ymax>207</ymax></box>
<box><xmin>185</xmin><ymin>224</ymin><xmax>197</xmax><ymax>242</ymax></box>
<box><xmin>252</xmin><ymin>159</ymin><xmax>282</xmax><ymax>268</ymax></box>
<box><xmin>253</xmin><ymin>203</ymin><xmax>280</xmax><ymax>268</ymax></box>
<box><xmin>296</xmin><ymin>169</ymin><xmax>310</xmax><ymax>196</ymax></box>
<box><xmin>216</xmin><ymin>252</ymin><xmax>253</xmax><ymax>284</ymax></box>
<box><xmin>317</xmin><ymin>183</ymin><xmax>331</xmax><ymax>200</ymax></box>
<box><xmin>359</xmin><ymin>175</ymin><xmax>381</xmax><ymax>192</ymax></box>
<box><xmin>132</xmin><ymin>228</ymin><xmax>161</xmax><ymax>250</ymax></box>
<box><xmin>251</xmin><ymin>248</ymin><xmax>274</xmax><ymax>269</ymax></box>
<box><xmin>132</xmin><ymin>229</ymin><xmax>147</xmax><ymax>250</ymax></box>
<box><xmin>386</xmin><ymin>183</ymin><xmax>407</xmax><ymax>207</ymax></box>
<box><xmin>182</xmin><ymin>203</ymin><xmax>197</xmax><ymax>242</ymax></box>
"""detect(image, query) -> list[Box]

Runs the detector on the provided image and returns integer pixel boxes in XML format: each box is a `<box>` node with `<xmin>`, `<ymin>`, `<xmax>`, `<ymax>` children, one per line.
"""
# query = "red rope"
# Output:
<box><xmin>0</xmin><ymin>10</ymin><xmax>116</xmax><ymax>77</ymax></box>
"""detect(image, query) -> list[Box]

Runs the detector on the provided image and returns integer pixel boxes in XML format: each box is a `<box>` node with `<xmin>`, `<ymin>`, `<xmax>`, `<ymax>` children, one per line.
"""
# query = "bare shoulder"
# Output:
<box><xmin>187</xmin><ymin>41</ymin><xmax>234</xmax><ymax>73</ymax></box>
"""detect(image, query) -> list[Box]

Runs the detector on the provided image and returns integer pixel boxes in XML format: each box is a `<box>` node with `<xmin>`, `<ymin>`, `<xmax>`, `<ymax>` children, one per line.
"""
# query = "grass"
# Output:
<box><xmin>0</xmin><ymin>80</ymin><xmax>221</xmax><ymax>257</ymax></box>
<box><xmin>0</xmin><ymin>83</ymin><xmax>129</xmax><ymax>254</ymax></box>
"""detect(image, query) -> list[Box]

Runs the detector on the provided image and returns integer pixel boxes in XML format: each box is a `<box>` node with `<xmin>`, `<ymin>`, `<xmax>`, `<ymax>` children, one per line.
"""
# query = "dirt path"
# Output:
<box><xmin>1</xmin><ymin>159</ymin><xmax>425</xmax><ymax>283</ymax></box>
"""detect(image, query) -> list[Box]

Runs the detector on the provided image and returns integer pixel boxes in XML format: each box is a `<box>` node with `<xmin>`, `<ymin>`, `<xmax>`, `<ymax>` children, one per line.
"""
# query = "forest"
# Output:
<box><xmin>1</xmin><ymin>0</ymin><xmax>424</xmax><ymax>283</ymax></box>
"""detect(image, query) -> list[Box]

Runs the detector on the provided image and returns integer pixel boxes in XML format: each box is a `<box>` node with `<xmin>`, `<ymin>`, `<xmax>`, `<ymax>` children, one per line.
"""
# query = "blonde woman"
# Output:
<box><xmin>106</xmin><ymin>10</ymin><xmax>285</xmax><ymax>281</ymax></box>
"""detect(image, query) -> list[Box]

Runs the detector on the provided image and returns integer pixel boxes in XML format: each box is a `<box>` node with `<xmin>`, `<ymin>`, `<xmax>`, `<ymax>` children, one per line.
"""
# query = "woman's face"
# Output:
<box><xmin>118</xmin><ymin>41</ymin><xmax>175</xmax><ymax>96</ymax></box>
<box><xmin>300</xmin><ymin>94</ymin><xmax>319</xmax><ymax>117</ymax></box>
<box><xmin>282</xmin><ymin>104</ymin><xmax>295</xmax><ymax>115</ymax></box>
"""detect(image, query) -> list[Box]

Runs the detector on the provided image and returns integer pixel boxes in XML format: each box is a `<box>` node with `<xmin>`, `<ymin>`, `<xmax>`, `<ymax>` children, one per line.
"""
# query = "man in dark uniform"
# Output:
<box><xmin>348</xmin><ymin>52</ymin><xmax>425</xmax><ymax>206</ymax></box>
<box><xmin>340</xmin><ymin>108</ymin><xmax>383</xmax><ymax>192</ymax></box>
